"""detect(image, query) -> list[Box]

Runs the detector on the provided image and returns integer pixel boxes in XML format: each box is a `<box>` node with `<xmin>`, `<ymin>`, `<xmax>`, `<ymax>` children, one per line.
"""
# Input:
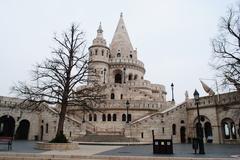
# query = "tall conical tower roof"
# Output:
<box><xmin>110</xmin><ymin>13</ymin><xmax>134</xmax><ymax>59</ymax></box>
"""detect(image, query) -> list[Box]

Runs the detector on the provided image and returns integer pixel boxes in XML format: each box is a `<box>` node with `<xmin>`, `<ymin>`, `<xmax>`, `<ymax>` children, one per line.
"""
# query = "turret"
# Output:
<box><xmin>89</xmin><ymin>23</ymin><xmax>110</xmax><ymax>84</ymax></box>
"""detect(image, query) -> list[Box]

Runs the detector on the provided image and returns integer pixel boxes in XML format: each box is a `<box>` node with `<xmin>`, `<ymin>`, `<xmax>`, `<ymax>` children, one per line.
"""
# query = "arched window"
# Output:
<box><xmin>172</xmin><ymin>124</ymin><xmax>176</xmax><ymax>135</ymax></box>
<box><xmin>181</xmin><ymin>120</ymin><xmax>185</xmax><ymax>124</ymax></box>
<box><xmin>134</xmin><ymin>75</ymin><xmax>138</xmax><ymax>80</ymax></box>
<box><xmin>128</xmin><ymin>74</ymin><xmax>133</xmax><ymax>81</ymax></box>
<box><xmin>102</xmin><ymin>50</ymin><xmax>104</xmax><ymax>56</ymax></box>
<box><xmin>89</xmin><ymin>114</ymin><xmax>92</xmax><ymax>121</ymax></box>
<box><xmin>120</xmin><ymin>94</ymin><xmax>123</xmax><ymax>99</ymax></box>
<box><xmin>130</xmin><ymin>54</ymin><xmax>132</xmax><ymax>58</ymax></box>
<box><xmin>196</xmin><ymin>122</ymin><xmax>203</xmax><ymax>138</ymax></box>
<box><xmin>204</xmin><ymin>122</ymin><xmax>212</xmax><ymax>141</ymax></box>
<box><xmin>94</xmin><ymin>114</ymin><xmax>97</xmax><ymax>121</ymax></box>
<box><xmin>102</xmin><ymin>114</ymin><xmax>106</xmax><ymax>121</ymax></box>
<box><xmin>46</xmin><ymin>123</ymin><xmax>49</xmax><ymax>134</ymax></box>
<box><xmin>231</xmin><ymin>122</ymin><xmax>237</xmax><ymax>139</ymax></box>
<box><xmin>221</xmin><ymin>118</ymin><xmax>236</xmax><ymax>139</ymax></box>
<box><xmin>128</xmin><ymin>114</ymin><xmax>132</xmax><ymax>122</ymax></box>
<box><xmin>95</xmin><ymin>49</ymin><xmax>98</xmax><ymax>55</ymax></box>
<box><xmin>113</xmin><ymin>114</ymin><xmax>117</xmax><ymax>121</ymax></box>
<box><xmin>115</xmin><ymin>73</ymin><xmax>122</xmax><ymax>83</ymax></box>
<box><xmin>122</xmin><ymin>114</ymin><xmax>126</xmax><ymax>121</ymax></box>
<box><xmin>117</xmin><ymin>53</ymin><xmax>121</xmax><ymax>57</ymax></box>
<box><xmin>111</xmin><ymin>93</ymin><xmax>115</xmax><ymax>99</ymax></box>
<box><xmin>107</xmin><ymin>114</ymin><xmax>111</xmax><ymax>121</ymax></box>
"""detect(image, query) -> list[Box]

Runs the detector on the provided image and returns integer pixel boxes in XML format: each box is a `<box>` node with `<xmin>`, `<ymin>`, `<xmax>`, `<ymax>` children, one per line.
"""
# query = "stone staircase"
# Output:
<box><xmin>74</xmin><ymin>134</ymin><xmax>139</xmax><ymax>142</ymax></box>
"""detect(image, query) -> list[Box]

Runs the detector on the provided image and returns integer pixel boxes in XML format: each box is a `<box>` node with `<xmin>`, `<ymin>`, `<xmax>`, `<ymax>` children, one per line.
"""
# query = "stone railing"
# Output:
<box><xmin>186</xmin><ymin>91</ymin><xmax>240</xmax><ymax>109</ymax></box>
<box><xmin>109</xmin><ymin>58</ymin><xmax>144</xmax><ymax>68</ymax></box>
<box><xmin>104</xmin><ymin>99</ymin><xmax>167</xmax><ymax>111</ymax></box>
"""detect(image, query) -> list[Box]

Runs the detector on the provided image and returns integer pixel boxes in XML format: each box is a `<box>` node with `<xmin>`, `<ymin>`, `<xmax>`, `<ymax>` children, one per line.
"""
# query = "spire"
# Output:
<box><xmin>110</xmin><ymin>13</ymin><xmax>134</xmax><ymax>56</ymax></box>
<box><xmin>97</xmin><ymin>22</ymin><xmax>103</xmax><ymax>38</ymax></box>
<box><xmin>92</xmin><ymin>22</ymin><xmax>106</xmax><ymax>46</ymax></box>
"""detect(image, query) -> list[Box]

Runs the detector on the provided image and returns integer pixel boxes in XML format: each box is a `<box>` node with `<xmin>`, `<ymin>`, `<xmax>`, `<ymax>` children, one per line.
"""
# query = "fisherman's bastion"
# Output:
<box><xmin>0</xmin><ymin>14</ymin><xmax>240</xmax><ymax>145</ymax></box>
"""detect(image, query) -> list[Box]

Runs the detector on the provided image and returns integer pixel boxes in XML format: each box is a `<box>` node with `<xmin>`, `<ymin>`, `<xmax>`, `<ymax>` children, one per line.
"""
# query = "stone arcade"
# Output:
<box><xmin>0</xmin><ymin>14</ymin><xmax>239</xmax><ymax>144</ymax></box>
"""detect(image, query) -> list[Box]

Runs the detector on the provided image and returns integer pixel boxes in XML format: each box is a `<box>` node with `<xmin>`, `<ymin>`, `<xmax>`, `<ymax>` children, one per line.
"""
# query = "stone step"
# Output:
<box><xmin>74</xmin><ymin>134</ymin><xmax>139</xmax><ymax>142</ymax></box>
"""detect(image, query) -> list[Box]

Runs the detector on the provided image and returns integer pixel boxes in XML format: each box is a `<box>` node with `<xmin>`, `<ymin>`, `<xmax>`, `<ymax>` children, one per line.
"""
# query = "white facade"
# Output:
<box><xmin>0</xmin><ymin>14</ymin><xmax>239</xmax><ymax>144</ymax></box>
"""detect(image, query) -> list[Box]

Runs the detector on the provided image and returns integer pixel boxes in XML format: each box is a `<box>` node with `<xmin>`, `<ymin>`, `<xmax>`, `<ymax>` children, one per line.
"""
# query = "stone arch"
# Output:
<box><xmin>114</xmin><ymin>70</ymin><xmax>122</xmax><ymax>84</ymax></box>
<box><xmin>0</xmin><ymin>115</ymin><xmax>15</xmax><ymax>137</ymax></box>
<box><xmin>15</xmin><ymin>119</ymin><xmax>30</xmax><ymax>140</ymax></box>
<box><xmin>107</xmin><ymin>114</ymin><xmax>111</xmax><ymax>121</ymax></box>
<box><xmin>221</xmin><ymin>118</ymin><xmax>236</xmax><ymax>140</ymax></box>
<box><xmin>111</xmin><ymin>93</ymin><xmax>115</xmax><ymax>99</ymax></box>
<box><xmin>113</xmin><ymin>114</ymin><xmax>117</xmax><ymax>121</ymax></box>
<box><xmin>89</xmin><ymin>114</ymin><xmax>92</xmax><ymax>121</ymax></box>
<box><xmin>117</xmin><ymin>53</ymin><xmax>121</xmax><ymax>57</ymax></box>
<box><xmin>193</xmin><ymin>115</ymin><xmax>212</xmax><ymax>141</ymax></box>
<box><xmin>134</xmin><ymin>74</ymin><xmax>138</xmax><ymax>80</ymax></box>
<box><xmin>122</xmin><ymin>114</ymin><xmax>126</xmax><ymax>121</ymax></box>
<box><xmin>120</xmin><ymin>94</ymin><xmax>123</xmax><ymax>99</ymax></box>
<box><xmin>172</xmin><ymin>124</ymin><xmax>176</xmax><ymax>135</ymax></box>
<box><xmin>180</xmin><ymin>126</ymin><xmax>186</xmax><ymax>143</ymax></box>
<box><xmin>127</xmin><ymin>114</ymin><xmax>132</xmax><ymax>122</ymax></box>
<box><xmin>128</xmin><ymin>74</ymin><xmax>133</xmax><ymax>81</ymax></box>
<box><xmin>204</xmin><ymin>122</ymin><xmax>213</xmax><ymax>142</ymax></box>
<box><xmin>94</xmin><ymin>114</ymin><xmax>97</xmax><ymax>121</ymax></box>
<box><xmin>102</xmin><ymin>114</ymin><xmax>106</xmax><ymax>121</ymax></box>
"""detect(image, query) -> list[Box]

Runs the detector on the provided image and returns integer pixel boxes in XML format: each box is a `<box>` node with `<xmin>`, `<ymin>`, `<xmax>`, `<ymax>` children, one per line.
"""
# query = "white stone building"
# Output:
<box><xmin>0</xmin><ymin>14</ymin><xmax>239</xmax><ymax>144</ymax></box>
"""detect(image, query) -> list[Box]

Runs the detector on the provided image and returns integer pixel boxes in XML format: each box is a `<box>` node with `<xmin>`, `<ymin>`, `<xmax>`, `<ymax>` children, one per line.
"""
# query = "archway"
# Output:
<box><xmin>204</xmin><ymin>122</ymin><xmax>213</xmax><ymax>143</ymax></box>
<box><xmin>40</xmin><ymin>125</ymin><xmax>43</xmax><ymax>141</ymax></box>
<box><xmin>180</xmin><ymin>126</ymin><xmax>186</xmax><ymax>143</ymax></box>
<box><xmin>115</xmin><ymin>73</ymin><xmax>122</xmax><ymax>83</ymax></box>
<box><xmin>122</xmin><ymin>114</ymin><xmax>126</xmax><ymax>121</ymax></box>
<box><xmin>15</xmin><ymin>119</ymin><xmax>30</xmax><ymax>140</ymax></box>
<box><xmin>0</xmin><ymin>115</ymin><xmax>15</xmax><ymax>137</ymax></box>
<box><xmin>128</xmin><ymin>74</ymin><xmax>133</xmax><ymax>81</ymax></box>
<box><xmin>194</xmin><ymin>115</ymin><xmax>212</xmax><ymax>142</ymax></box>
<box><xmin>221</xmin><ymin>118</ymin><xmax>236</xmax><ymax>140</ymax></box>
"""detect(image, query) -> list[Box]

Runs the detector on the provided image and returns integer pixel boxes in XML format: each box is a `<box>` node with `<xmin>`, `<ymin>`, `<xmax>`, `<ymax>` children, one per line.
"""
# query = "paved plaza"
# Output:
<box><xmin>0</xmin><ymin>141</ymin><xmax>240</xmax><ymax>159</ymax></box>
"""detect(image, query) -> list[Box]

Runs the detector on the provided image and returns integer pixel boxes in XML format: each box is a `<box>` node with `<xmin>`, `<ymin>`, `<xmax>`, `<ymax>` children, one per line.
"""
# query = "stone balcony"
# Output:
<box><xmin>109</xmin><ymin>58</ymin><xmax>144</xmax><ymax>68</ymax></box>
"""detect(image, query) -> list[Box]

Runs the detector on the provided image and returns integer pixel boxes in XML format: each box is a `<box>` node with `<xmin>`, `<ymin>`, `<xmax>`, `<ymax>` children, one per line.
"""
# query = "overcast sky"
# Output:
<box><xmin>0</xmin><ymin>0</ymin><xmax>238</xmax><ymax>103</ymax></box>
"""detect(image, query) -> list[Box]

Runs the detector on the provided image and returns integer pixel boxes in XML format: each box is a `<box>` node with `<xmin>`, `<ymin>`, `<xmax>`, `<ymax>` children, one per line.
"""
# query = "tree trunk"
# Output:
<box><xmin>57</xmin><ymin>101</ymin><xmax>67</xmax><ymax>135</ymax></box>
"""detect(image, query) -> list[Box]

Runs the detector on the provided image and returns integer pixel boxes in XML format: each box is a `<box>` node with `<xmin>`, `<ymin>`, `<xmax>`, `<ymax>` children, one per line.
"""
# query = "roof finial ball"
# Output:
<box><xmin>120</xmin><ymin>12</ymin><xmax>123</xmax><ymax>18</ymax></box>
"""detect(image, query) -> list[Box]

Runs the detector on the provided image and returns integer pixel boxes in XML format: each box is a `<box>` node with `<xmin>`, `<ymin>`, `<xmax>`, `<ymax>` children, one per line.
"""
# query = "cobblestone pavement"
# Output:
<box><xmin>0</xmin><ymin>141</ymin><xmax>239</xmax><ymax>159</ymax></box>
<box><xmin>96</xmin><ymin>143</ymin><xmax>240</xmax><ymax>158</ymax></box>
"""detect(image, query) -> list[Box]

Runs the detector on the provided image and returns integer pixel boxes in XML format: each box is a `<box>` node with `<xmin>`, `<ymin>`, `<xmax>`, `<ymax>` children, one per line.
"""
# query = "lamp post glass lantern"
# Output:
<box><xmin>193</xmin><ymin>89</ymin><xmax>205</xmax><ymax>154</ymax></box>
<box><xmin>126</xmin><ymin>100</ymin><xmax>129</xmax><ymax>123</ymax></box>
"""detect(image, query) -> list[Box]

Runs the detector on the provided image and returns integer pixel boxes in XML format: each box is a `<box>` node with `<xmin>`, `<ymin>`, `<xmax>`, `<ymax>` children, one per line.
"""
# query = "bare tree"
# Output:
<box><xmin>12</xmin><ymin>24</ymin><xmax>105</xmax><ymax>142</ymax></box>
<box><xmin>211</xmin><ymin>5</ymin><xmax>240</xmax><ymax>91</ymax></box>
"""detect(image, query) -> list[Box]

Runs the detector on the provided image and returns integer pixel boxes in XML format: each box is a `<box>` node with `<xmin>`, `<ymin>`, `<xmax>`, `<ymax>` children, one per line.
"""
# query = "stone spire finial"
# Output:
<box><xmin>120</xmin><ymin>12</ymin><xmax>123</xmax><ymax>18</ymax></box>
<box><xmin>97</xmin><ymin>22</ymin><xmax>103</xmax><ymax>34</ymax></box>
<box><xmin>185</xmin><ymin>90</ymin><xmax>189</xmax><ymax>100</ymax></box>
<box><xmin>96</xmin><ymin>22</ymin><xmax>104</xmax><ymax>39</ymax></box>
<box><xmin>92</xmin><ymin>22</ymin><xmax>106</xmax><ymax>45</ymax></box>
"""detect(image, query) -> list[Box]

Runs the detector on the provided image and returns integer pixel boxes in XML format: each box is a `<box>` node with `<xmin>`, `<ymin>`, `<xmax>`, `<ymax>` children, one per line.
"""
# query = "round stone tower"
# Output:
<box><xmin>89</xmin><ymin>23</ymin><xmax>110</xmax><ymax>84</ymax></box>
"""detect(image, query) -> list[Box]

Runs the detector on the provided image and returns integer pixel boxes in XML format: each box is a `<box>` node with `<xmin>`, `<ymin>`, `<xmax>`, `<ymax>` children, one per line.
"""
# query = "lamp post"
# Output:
<box><xmin>126</xmin><ymin>100</ymin><xmax>130</xmax><ymax>123</ymax></box>
<box><xmin>103</xmin><ymin>68</ymin><xmax>106</xmax><ymax>84</ymax></box>
<box><xmin>171</xmin><ymin>83</ymin><xmax>174</xmax><ymax>102</ymax></box>
<box><xmin>193</xmin><ymin>89</ymin><xmax>205</xmax><ymax>154</ymax></box>
<box><xmin>123</xmin><ymin>67</ymin><xmax>126</xmax><ymax>83</ymax></box>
